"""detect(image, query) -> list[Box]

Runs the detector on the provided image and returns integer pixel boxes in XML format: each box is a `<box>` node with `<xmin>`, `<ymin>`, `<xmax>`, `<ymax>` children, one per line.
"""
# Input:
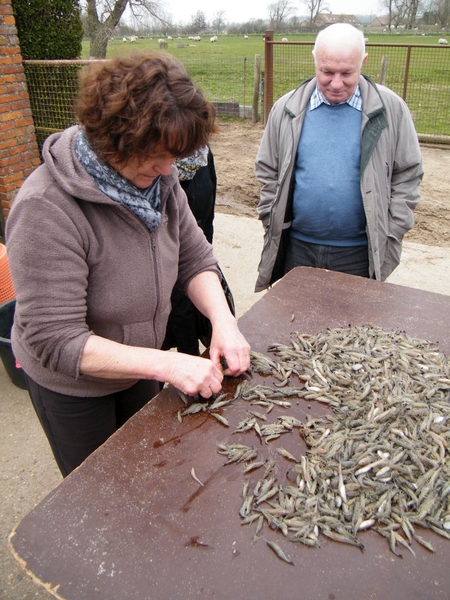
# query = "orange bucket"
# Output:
<box><xmin>0</xmin><ymin>243</ymin><xmax>16</xmax><ymax>303</ymax></box>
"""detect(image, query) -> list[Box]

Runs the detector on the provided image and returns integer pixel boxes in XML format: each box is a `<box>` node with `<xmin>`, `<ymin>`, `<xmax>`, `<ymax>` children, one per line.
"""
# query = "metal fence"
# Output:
<box><xmin>23</xmin><ymin>60</ymin><xmax>84</xmax><ymax>151</ymax></box>
<box><xmin>23</xmin><ymin>58</ymin><xmax>261</xmax><ymax>152</ymax></box>
<box><xmin>23</xmin><ymin>40</ymin><xmax>450</xmax><ymax>151</ymax></box>
<box><xmin>263</xmin><ymin>33</ymin><xmax>450</xmax><ymax>144</ymax></box>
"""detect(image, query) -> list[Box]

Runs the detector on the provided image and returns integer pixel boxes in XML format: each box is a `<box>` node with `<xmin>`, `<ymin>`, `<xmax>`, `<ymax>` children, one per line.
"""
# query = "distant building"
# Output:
<box><xmin>368</xmin><ymin>15</ymin><xmax>406</xmax><ymax>30</ymax></box>
<box><xmin>314</xmin><ymin>13</ymin><xmax>361</xmax><ymax>28</ymax></box>
<box><xmin>369</xmin><ymin>16</ymin><xmax>390</xmax><ymax>28</ymax></box>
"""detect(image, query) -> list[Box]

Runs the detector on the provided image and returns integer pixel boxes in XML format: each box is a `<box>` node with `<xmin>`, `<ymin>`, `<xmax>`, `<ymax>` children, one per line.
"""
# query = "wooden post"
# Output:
<box><xmin>252</xmin><ymin>54</ymin><xmax>261</xmax><ymax>123</ymax></box>
<box><xmin>263</xmin><ymin>30</ymin><xmax>274</xmax><ymax>125</ymax></box>
<box><xmin>260</xmin><ymin>69</ymin><xmax>265</xmax><ymax>122</ymax></box>
<box><xmin>402</xmin><ymin>45</ymin><xmax>412</xmax><ymax>101</ymax></box>
<box><xmin>379</xmin><ymin>56</ymin><xmax>388</xmax><ymax>85</ymax></box>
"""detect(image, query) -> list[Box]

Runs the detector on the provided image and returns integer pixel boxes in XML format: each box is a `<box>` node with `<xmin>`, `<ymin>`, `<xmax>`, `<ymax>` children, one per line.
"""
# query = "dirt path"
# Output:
<box><xmin>210</xmin><ymin>120</ymin><xmax>450</xmax><ymax>248</ymax></box>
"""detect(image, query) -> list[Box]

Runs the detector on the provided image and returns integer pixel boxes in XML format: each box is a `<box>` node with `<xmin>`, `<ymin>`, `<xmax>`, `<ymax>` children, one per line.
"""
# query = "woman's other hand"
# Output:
<box><xmin>186</xmin><ymin>270</ymin><xmax>251</xmax><ymax>378</ymax></box>
<box><xmin>209</xmin><ymin>318</ymin><xmax>251</xmax><ymax>377</ymax></box>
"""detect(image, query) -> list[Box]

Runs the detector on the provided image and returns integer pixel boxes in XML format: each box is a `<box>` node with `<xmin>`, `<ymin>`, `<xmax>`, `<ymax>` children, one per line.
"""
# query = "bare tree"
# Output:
<box><xmin>420</xmin><ymin>0</ymin><xmax>436</xmax><ymax>22</ymax></box>
<box><xmin>302</xmin><ymin>0</ymin><xmax>328</xmax><ymax>27</ymax></box>
<box><xmin>381</xmin><ymin>0</ymin><xmax>422</xmax><ymax>30</ymax></box>
<box><xmin>405</xmin><ymin>0</ymin><xmax>421</xmax><ymax>28</ymax></box>
<box><xmin>84</xmin><ymin>0</ymin><xmax>167</xmax><ymax>58</ymax></box>
<box><xmin>268</xmin><ymin>0</ymin><xmax>293</xmax><ymax>32</ymax></box>
<box><xmin>435</xmin><ymin>0</ymin><xmax>450</xmax><ymax>26</ymax></box>
<box><xmin>212</xmin><ymin>10</ymin><xmax>227</xmax><ymax>34</ymax></box>
<box><xmin>190</xmin><ymin>10</ymin><xmax>208</xmax><ymax>33</ymax></box>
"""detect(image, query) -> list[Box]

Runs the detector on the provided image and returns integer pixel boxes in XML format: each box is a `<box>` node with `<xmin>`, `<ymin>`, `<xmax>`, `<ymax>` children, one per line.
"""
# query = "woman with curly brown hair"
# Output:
<box><xmin>6</xmin><ymin>52</ymin><xmax>250</xmax><ymax>477</ymax></box>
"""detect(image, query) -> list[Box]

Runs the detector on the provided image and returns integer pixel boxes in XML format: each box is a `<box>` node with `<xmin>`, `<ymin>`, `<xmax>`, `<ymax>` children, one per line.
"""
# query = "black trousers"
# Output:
<box><xmin>161</xmin><ymin>289</ymin><xmax>201</xmax><ymax>356</ymax></box>
<box><xmin>25</xmin><ymin>375</ymin><xmax>159</xmax><ymax>477</ymax></box>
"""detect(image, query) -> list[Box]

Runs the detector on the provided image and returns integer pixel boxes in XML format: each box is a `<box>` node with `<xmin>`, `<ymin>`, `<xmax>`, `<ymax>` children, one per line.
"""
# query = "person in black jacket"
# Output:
<box><xmin>162</xmin><ymin>146</ymin><xmax>217</xmax><ymax>356</ymax></box>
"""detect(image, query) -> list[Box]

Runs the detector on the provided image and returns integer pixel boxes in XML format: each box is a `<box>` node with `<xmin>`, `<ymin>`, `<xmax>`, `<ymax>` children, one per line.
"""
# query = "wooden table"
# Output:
<box><xmin>10</xmin><ymin>268</ymin><xmax>450</xmax><ymax>599</ymax></box>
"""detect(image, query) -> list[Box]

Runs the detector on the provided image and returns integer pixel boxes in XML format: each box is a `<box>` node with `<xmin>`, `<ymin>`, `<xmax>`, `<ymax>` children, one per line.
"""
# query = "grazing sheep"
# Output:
<box><xmin>282</xmin><ymin>37</ymin><xmax>288</xmax><ymax>42</ymax></box>
<box><xmin>193</xmin><ymin>35</ymin><xmax>201</xmax><ymax>42</ymax></box>
<box><xmin>244</xmin><ymin>35</ymin><xmax>249</xmax><ymax>39</ymax></box>
<box><xmin>210</xmin><ymin>36</ymin><xmax>217</xmax><ymax>42</ymax></box>
<box><xmin>167</xmin><ymin>36</ymin><xmax>173</xmax><ymax>40</ymax></box>
<box><xmin>122</xmin><ymin>37</ymin><xmax>127</xmax><ymax>42</ymax></box>
<box><xmin>438</xmin><ymin>38</ymin><xmax>448</xmax><ymax>44</ymax></box>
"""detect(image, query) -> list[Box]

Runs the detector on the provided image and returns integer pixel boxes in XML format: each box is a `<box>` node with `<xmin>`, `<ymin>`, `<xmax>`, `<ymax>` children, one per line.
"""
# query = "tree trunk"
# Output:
<box><xmin>89</xmin><ymin>29</ymin><xmax>110</xmax><ymax>58</ymax></box>
<box><xmin>86</xmin><ymin>0</ymin><xmax>128</xmax><ymax>58</ymax></box>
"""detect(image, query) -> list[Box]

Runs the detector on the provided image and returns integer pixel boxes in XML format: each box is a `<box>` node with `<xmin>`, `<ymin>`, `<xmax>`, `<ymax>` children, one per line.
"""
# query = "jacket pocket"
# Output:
<box><xmin>122</xmin><ymin>320</ymin><xmax>157</xmax><ymax>349</ymax></box>
<box><xmin>380</xmin><ymin>234</ymin><xmax>402</xmax><ymax>280</ymax></box>
<box><xmin>93</xmin><ymin>320</ymin><xmax>157</xmax><ymax>349</ymax></box>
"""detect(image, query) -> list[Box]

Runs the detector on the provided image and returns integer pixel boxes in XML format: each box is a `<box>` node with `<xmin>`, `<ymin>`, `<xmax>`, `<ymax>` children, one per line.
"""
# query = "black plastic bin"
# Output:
<box><xmin>0</xmin><ymin>299</ymin><xmax>27</xmax><ymax>389</ymax></box>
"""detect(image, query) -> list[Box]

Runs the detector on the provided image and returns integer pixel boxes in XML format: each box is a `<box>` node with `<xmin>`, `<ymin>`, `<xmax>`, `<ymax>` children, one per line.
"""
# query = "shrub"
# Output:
<box><xmin>12</xmin><ymin>0</ymin><xmax>83</xmax><ymax>59</ymax></box>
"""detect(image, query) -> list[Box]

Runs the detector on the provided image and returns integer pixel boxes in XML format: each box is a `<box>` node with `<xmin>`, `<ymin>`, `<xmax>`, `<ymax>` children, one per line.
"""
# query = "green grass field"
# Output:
<box><xmin>76</xmin><ymin>34</ymin><xmax>448</xmax><ymax>138</ymax></box>
<box><xmin>81</xmin><ymin>33</ymin><xmax>450</xmax><ymax>60</ymax></box>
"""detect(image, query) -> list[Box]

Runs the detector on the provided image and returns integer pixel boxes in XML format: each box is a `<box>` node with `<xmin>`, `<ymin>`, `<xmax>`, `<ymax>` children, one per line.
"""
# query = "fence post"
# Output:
<box><xmin>402</xmin><ymin>45</ymin><xmax>412</xmax><ymax>101</ymax></box>
<box><xmin>252</xmin><ymin>54</ymin><xmax>261</xmax><ymax>123</ymax></box>
<box><xmin>379</xmin><ymin>56</ymin><xmax>388</xmax><ymax>85</ymax></box>
<box><xmin>263</xmin><ymin>30</ymin><xmax>274</xmax><ymax>125</ymax></box>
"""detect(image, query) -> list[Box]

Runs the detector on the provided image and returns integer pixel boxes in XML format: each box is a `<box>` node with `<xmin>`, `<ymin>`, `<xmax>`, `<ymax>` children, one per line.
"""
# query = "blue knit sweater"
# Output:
<box><xmin>291</xmin><ymin>102</ymin><xmax>367</xmax><ymax>247</ymax></box>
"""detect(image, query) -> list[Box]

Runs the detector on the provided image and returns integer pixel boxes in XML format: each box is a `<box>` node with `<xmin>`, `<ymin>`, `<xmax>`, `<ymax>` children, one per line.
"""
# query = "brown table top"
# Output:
<box><xmin>10</xmin><ymin>268</ymin><xmax>450</xmax><ymax>600</ymax></box>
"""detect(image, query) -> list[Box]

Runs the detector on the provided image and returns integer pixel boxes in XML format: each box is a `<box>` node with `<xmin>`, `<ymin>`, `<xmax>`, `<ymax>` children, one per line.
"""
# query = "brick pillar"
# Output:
<box><xmin>0</xmin><ymin>0</ymin><xmax>40</xmax><ymax>237</ymax></box>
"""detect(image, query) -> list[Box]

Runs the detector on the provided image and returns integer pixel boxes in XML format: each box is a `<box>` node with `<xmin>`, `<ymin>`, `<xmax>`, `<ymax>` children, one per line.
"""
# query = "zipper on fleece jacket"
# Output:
<box><xmin>149</xmin><ymin>231</ymin><xmax>161</xmax><ymax>345</ymax></box>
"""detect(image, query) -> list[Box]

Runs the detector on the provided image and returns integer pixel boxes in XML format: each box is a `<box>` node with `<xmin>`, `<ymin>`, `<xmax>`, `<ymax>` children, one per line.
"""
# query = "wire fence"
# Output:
<box><xmin>23</xmin><ymin>58</ymin><xmax>260</xmax><ymax>152</ymax></box>
<box><xmin>23</xmin><ymin>42</ymin><xmax>450</xmax><ymax>151</ymax></box>
<box><xmin>264</xmin><ymin>37</ymin><xmax>450</xmax><ymax>143</ymax></box>
<box><xmin>23</xmin><ymin>61</ymin><xmax>84</xmax><ymax>151</ymax></box>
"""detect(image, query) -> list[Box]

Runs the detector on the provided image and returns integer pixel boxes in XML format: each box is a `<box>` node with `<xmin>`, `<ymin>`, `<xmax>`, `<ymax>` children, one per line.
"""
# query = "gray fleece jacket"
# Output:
<box><xmin>255</xmin><ymin>75</ymin><xmax>423</xmax><ymax>292</ymax></box>
<box><xmin>6</xmin><ymin>126</ymin><xmax>219</xmax><ymax>396</ymax></box>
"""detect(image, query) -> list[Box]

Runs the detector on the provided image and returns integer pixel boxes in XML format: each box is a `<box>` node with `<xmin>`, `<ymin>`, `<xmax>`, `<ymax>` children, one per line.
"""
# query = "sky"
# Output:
<box><xmin>164</xmin><ymin>0</ymin><xmax>383</xmax><ymax>25</ymax></box>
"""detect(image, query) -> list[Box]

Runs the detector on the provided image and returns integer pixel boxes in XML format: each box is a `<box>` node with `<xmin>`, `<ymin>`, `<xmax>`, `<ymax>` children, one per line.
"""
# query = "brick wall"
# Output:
<box><xmin>0</xmin><ymin>0</ymin><xmax>40</xmax><ymax>237</ymax></box>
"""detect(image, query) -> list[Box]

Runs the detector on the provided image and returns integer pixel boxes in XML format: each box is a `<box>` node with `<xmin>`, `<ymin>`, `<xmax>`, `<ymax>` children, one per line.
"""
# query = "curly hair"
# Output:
<box><xmin>75</xmin><ymin>51</ymin><xmax>217</xmax><ymax>165</ymax></box>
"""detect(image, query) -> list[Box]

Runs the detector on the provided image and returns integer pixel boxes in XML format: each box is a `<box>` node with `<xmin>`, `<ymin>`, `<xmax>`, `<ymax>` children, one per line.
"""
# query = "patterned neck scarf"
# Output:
<box><xmin>176</xmin><ymin>146</ymin><xmax>209</xmax><ymax>181</ymax></box>
<box><xmin>75</xmin><ymin>131</ymin><xmax>162</xmax><ymax>232</ymax></box>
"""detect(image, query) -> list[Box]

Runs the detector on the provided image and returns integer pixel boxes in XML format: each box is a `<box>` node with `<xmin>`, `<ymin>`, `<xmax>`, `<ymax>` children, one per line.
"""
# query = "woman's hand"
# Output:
<box><xmin>186</xmin><ymin>270</ymin><xmax>251</xmax><ymax>377</ymax></box>
<box><xmin>163</xmin><ymin>353</ymin><xmax>224</xmax><ymax>398</ymax></box>
<box><xmin>208</xmin><ymin>317</ymin><xmax>251</xmax><ymax>377</ymax></box>
<box><xmin>80</xmin><ymin>335</ymin><xmax>224</xmax><ymax>398</ymax></box>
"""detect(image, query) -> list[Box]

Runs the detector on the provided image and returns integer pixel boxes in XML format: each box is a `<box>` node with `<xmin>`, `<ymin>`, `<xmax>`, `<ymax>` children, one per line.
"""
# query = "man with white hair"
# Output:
<box><xmin>254</xmin><ymin>23</ymin><xmax>423</xmax><ymax>292</ymax></box>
